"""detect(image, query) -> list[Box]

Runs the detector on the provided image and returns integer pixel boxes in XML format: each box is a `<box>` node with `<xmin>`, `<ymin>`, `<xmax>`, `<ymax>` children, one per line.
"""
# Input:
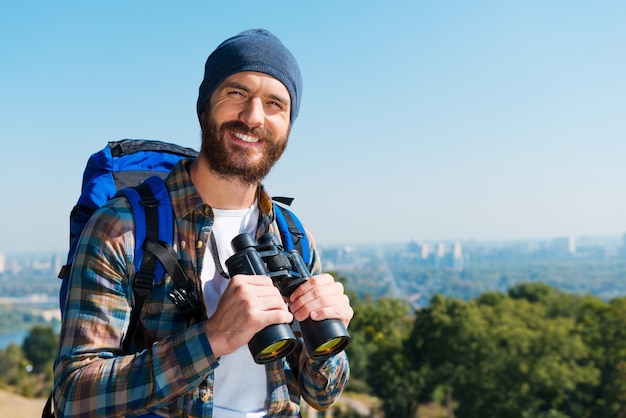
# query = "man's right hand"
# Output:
<box><xmin>203</xmin><ymin>274</ymin><xmax>293</xmax><ymax>358</ymax></box>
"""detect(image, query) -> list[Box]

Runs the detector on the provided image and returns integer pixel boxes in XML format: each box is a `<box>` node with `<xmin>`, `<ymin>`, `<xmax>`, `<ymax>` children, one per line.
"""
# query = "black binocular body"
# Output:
<box><xmin>225</xmin><ymin>232</ymin><xmax>350</xmax><ymax>364</ymax></box>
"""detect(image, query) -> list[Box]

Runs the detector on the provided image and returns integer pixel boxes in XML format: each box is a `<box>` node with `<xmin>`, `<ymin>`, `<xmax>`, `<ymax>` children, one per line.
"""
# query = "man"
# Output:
<box><xmin>53</xmin><ymin>29</ymin><xmax>352</xmax><ymax>417</ymax></box>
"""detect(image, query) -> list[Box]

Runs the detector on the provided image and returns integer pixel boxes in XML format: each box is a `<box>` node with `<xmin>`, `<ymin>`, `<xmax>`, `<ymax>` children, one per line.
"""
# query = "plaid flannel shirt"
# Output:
<box><xmin>53</xmin><ymin>159</ymin><xmax>349</xmax><ymax>417</ymax></box>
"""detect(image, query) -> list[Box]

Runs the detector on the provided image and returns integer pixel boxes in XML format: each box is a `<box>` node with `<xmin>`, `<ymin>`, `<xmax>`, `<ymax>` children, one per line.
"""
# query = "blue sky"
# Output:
<box><xmin>1</xmin><ymin>1</ymin><xmax>625</xmax><ymax>254</ymax></box>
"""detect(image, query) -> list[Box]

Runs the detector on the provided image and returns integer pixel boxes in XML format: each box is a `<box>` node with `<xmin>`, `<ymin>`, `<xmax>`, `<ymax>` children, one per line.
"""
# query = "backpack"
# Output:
<box><xmin>45</xmin><ymin>138</ymin><xmax>311</xmax><ymax>418</ymax></box>
<box><xmin>57</xmin><ymin>139</ymin><xmax>199</xmax><ymax>315</ymax></box>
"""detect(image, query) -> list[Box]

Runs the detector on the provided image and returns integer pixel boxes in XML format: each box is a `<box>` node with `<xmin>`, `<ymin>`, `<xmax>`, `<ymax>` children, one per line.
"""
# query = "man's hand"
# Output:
<box><xmin>204</xmin><ymin>274</ymin><xmax>293</xmax><ymax>358</ymax></box>
<box><xmin>288</xmin><ymin>273</ymin><xmax>353</xmax><ymax>328</ymax></box>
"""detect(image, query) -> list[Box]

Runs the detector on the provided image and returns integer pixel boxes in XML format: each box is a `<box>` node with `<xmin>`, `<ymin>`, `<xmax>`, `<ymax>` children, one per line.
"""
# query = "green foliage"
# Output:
<box><xmin>0</xmin><ymin>304</ymin><xmax>59</xmax><ymax>332</ymax></box>
<box><xmin>575</xmin><ymin>297</ymin><xmax>626</xmax><ymax>417</ymax></box>
<box><xmin>508</xmin><ymin>281</ymin><xmax>556</xmax><ymax>302</ymax></box>
<box><xmin>22</xmin><ymin>325</ymin><xmax>58</xmax><ymax>374</ymax></box>
<box><xmin>368</xmin><ymin>342</ymin><xmax>421</xmax><ymax>417</ymax></box>
<box><xmin>0</xmin><ymin>344</ymin><xmax>29</xmax><ymax>389</ymax></box>
<box><xmin>0</xmin><ymin>325</ymin><xmax>57</xmax><ymax>398</ymax></box>
<box><xmin>344</xmin><ymin>294</ymin><xmax>419</xmax><ymax>417</ymax></box>
<box><xmin>407</xmin><ymin>290</ymin><xmax>601</xmax><ymax>417</ymax></box>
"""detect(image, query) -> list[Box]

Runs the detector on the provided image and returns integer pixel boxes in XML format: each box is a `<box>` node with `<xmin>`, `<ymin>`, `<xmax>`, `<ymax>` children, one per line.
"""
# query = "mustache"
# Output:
<box><xmin>218</xmin><ymin>120</ymin><xmax>274</xmax><ymax>142</ymax></box>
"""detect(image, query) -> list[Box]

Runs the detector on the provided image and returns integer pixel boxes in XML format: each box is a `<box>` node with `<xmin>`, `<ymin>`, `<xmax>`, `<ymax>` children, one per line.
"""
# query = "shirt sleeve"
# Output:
<box><xmin>296</xmin><ymin>351</ymin><xmax>350</xmax><ymax>410</ymax></box>
<box><xmin>53</xmin><ymin>199</ymin><xmax>218</xmax><ymax>417</ymax></box>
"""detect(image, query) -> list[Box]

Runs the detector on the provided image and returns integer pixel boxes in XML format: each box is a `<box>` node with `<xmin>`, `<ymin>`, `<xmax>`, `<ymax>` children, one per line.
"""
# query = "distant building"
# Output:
<box><xmin>404</xmin><ymin>240</ymin><xmax>466</xmax><ymax>271</ymax></box>
<box><xmin>0</xmin><ymin>252</ymin><xmax>5</xmax><ymax>274</ymax></box>
<box><xmin>52</xmin><ymin>253</ymin><xmax>62</xmax><ymax>276</ymax></box>
<box><xmin>619</xmin><ymin>233</ymin><xmax>626</xmax><ymax>259</ymax></box>
<box><xmin>407</xmin><ymin>241</ymin><xmax>430</xmax><ymax>259</ymax></box>
<box><xmin>452</xmin><ymin>241</ymin><xmax>464</xmax><ymax>271</ymax></box>
<box><xmin>436</xmin><ymin>242</ymin><xmax>446</xmax><ymax>258</ymax></box>
<box><xmin>321</xmin><ymin>246</ymin><xmax>365</xmax><ymax>269</ymax></box>
<box><xmin>32</xmin><ymin>258</ymin><xmax>52</xmax><ymax>271</ymax></box>
<box><xmin>551</xmin><ymin>236</ymin><xmax>576</xmax><ymax>257</ymax></box>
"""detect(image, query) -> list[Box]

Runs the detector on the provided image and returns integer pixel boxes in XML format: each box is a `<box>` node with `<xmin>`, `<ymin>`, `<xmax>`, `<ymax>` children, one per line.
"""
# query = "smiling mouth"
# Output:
<box><xmin>232</xmin><ymin>131</ymin><xmax>260</xmax><ymax>143</ymax></box>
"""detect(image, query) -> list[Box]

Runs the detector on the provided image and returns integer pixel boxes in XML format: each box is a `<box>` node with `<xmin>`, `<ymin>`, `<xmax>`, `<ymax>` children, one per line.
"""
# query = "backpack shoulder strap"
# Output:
<box><xmin>273</xmin><ymin>202</ymin><xmax>312</xmax><ymax>269</ymax></box>
<box><xmin>116</xmin><ymin>176</ymin><xmax>175</xmax><ymax>353</ymax></box>
<box><xmin>117</xmin><ymin>175</ymin><xmax>174</xmax><ymax>284</ymax></box>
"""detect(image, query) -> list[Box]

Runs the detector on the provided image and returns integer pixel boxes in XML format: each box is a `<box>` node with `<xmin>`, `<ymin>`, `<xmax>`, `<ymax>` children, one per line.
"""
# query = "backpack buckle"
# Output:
<box><xmin>139</xmin><ymin>194</ymin><xmax>159</xmax><ymax>208</ymax></box>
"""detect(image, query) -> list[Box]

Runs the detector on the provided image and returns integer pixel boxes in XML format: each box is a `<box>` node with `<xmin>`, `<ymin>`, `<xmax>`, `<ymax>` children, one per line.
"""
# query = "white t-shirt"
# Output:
<box><xmin>201</xmin><ymin>203</ymin><xmax>270</xmax><ymax>417</ymax></box>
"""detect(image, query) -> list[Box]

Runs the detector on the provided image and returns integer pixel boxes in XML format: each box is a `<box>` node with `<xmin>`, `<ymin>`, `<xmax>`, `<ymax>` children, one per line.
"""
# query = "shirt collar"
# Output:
<box><xmin>165</xmin><ymin>159</ymin><xmax>276</xmax><ymax>221</ymax></box>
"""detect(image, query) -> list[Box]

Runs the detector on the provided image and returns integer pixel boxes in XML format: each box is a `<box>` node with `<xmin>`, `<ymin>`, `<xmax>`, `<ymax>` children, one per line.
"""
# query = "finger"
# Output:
<box><xmin>289</xmin><ymin>274</ymin><xmax>334</xmax><ymax>299</ymax></box>
<box><xmin>224</xmin><ymin>279</ymin><xmax>289</xmax><ymax>313</ymax></box>
<box><xmin>229</xmin><ymin>273</ymin><xmax>274</xmax><ymax>286</ymax></box>
<box><xmin>291</xmin><ymin>292</ymin><xmax>351</xmax><ymax>323</ymax></box>
<box><xmin>302</xmin><ymin>304</ymin><xmax>354</xmax><ymax>327</ymax></box>
<box><xmin>227</xmin><ymin>274</ymin><xmax>282</xmax><ymax>298</ymax></box>
<box><xmin>289</xmin><ymin>279</ymin><xmax>345</xmax><ymax>312</ymax></box>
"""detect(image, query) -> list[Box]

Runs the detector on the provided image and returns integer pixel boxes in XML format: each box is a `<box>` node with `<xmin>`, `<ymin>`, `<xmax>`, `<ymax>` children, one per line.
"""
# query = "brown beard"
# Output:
<box><xmin>200</xmin><ymin>112</ymin><xmax>289</xmax><ymax>185</ymax></box>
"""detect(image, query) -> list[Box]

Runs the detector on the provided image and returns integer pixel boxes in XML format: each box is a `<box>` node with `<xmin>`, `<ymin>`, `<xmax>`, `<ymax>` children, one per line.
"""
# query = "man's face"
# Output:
<box><xmin>199</xmin><ymin>71</ymin><xmax>291</xmax><ymax>185</ymax></box>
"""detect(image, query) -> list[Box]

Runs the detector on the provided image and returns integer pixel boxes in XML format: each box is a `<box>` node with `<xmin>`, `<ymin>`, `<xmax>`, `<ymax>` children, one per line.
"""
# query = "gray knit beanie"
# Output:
<box><xmin>196</xmin><ymin>29</ymin><xmax>302</xmax><ymax>124</ymax></box>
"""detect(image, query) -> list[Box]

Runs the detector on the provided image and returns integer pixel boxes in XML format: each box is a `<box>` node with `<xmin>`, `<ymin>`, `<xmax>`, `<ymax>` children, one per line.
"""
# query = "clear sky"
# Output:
<box><xmin>1</xmin><ymin>1</ymin><xmax>625</xmax><ymax>254</ymax></box>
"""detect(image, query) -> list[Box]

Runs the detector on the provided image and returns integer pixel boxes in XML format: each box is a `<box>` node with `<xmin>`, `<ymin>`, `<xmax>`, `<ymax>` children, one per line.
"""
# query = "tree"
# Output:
<box><xmin>576</xmin><ymin>297</ymin><xmax>626</xmax><ymax>417</ymax></box>
<box><xmin>407</xmin><ymin>289</ymin><xmax>599</xmax><ymax>417</ymax></box>
<box><xmin>22</xmin><ymin>324</ymin><xmax>58</xmax><ymax>374</ymax></box>
<box><xmin>0</xmin><ymin>343</ymin><xmax>28</xmax><ymax>388</ymax></box>
<box><xmin>347</xmin><ymin>296</ymin><xmax>418</xmax><ymax>417</ymax></box>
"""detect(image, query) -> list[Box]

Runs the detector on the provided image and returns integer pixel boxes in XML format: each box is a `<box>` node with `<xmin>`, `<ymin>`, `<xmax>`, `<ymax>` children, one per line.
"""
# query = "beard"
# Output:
<box><xmin>199</xmin><ymin>113</ymin><xmax>289</xmax><ymax>185</ymax></box>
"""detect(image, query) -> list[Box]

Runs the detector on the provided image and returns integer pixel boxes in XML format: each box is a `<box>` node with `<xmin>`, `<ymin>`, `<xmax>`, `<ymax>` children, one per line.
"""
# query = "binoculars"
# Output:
<box><xmin>225</xmin><ymin>232</ymin><xmax>351</xmax><ymax>364</ymax></box>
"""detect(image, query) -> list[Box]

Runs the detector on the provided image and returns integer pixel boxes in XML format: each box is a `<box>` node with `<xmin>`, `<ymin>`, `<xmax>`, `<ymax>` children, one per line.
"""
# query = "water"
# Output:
<box><xmin>0</xmin><ymin>322</ymin><xmax>61</xmax><ymax>350</ymax></box>
<box><xmin>0</xmin><ymin>329</ymin><xmax>29</xmax><ymax>349</ymax></box>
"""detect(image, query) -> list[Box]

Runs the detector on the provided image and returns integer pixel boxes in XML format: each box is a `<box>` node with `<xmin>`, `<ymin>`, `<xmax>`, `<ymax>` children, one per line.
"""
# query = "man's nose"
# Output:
<box><xmin>239</xmin><ymin>97</ymin><xmax>264</xmax><ymax>127</ymax></box>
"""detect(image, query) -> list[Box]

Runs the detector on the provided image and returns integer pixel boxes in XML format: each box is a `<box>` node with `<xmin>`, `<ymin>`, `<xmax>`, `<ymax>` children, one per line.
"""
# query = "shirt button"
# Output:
<box><xmin>203</xmin><ymin>205</ymin><xmax>213</xmax><ymax>217</ymax></box>
<box><xmin>199</xmin><ymin>387</ymin><xmax>209</xmax><ymax>402</ymax></box>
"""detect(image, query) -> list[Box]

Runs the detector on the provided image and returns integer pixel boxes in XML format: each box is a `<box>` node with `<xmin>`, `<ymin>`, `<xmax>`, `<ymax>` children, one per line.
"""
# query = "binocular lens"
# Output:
<box><xmin>254</xmin><ymin>338</ymin><xmax>297</xmax><ymax>364</ymax></box>
<box><xmin>311</xmin><ymin>336</ymin><xmax>351</xmax><ymax>360</ymax></box>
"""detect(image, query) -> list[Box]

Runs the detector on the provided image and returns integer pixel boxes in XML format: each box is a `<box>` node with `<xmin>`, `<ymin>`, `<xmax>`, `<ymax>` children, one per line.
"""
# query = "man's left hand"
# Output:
<box><xmin>288</xmin><ymin>273</ymin><xmax>353</xmax><ymax>328</ymax></box>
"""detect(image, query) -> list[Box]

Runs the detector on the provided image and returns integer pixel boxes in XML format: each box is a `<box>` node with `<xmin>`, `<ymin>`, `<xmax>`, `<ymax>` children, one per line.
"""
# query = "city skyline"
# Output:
<box><xmin>1</xmin><ymin>231</ymin><xmax>624</xmax><ymax>259</ymax></box>
<box><xmin>1</xmin><ymin>1</ymin><xmax>625</xmax><ymax>253</ymax></box>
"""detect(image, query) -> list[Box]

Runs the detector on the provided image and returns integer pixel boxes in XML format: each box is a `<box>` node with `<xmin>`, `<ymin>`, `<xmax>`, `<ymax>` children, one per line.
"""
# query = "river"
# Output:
<box><xmin>0</xmin><ymin>323</ymin><xmax>61</xmax><ymax>350</ymax></box>
<box><xmin>0</xmin><ymin>329</ymin><xmax>31</xmax><ymax>349</ymax></box>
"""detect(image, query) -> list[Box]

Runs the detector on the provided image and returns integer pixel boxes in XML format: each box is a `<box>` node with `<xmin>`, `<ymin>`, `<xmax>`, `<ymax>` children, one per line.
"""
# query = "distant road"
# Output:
<box><xmin>378</xmin><ymin>248</ymin><xmax>402</xmax><ymax>298</ymax></box>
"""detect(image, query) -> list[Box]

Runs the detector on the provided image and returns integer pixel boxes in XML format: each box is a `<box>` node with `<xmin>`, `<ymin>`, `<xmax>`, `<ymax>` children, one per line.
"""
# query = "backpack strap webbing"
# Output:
<box><xmin>143</xmin><ymin>239</ymin><xmax>205</xmax><ymax>322</ymax></box>
<box><xmin>273</xmin><ymin>202</ymin><xmax>312</xmax><ymax>269</ymax></box>
<box><xmin>42</xmin><ymin>394</ymin><xmax>54</xmax><ymax>418</ymax></box>
<box><xmin>119</xmin><ymin>179</ymin><xmax>164</xmax><ymax>353</ymax></box>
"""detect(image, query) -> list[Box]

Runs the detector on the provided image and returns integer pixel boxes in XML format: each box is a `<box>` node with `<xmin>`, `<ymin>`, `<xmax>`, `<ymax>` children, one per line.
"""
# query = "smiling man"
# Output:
<box><xmin>53</xmin><ymin>29</ymin><xmax>352</xmax><ymax>417</ymax></box>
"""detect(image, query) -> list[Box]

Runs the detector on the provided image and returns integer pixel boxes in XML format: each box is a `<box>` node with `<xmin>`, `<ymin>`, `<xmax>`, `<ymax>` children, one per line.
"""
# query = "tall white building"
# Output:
<box><xmin>551</xmin><ymin>236</ymin><xmax>576</xmax><ymax>256</ymax></box>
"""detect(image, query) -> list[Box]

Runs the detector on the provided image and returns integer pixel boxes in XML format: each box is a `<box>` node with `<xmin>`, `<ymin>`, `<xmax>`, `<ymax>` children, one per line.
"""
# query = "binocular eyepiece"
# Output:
<box><xmin>225</xmin><ymin>233</ymin><xmax>351</xmax><ymax>364</ymax></box>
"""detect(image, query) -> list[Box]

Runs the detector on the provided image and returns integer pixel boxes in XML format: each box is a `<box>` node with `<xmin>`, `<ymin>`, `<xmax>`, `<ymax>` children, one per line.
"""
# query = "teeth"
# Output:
<box><xmin>232</xmin><ymin>131</ymin><xmax>259</xmax><ymax>143</ymax></box>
